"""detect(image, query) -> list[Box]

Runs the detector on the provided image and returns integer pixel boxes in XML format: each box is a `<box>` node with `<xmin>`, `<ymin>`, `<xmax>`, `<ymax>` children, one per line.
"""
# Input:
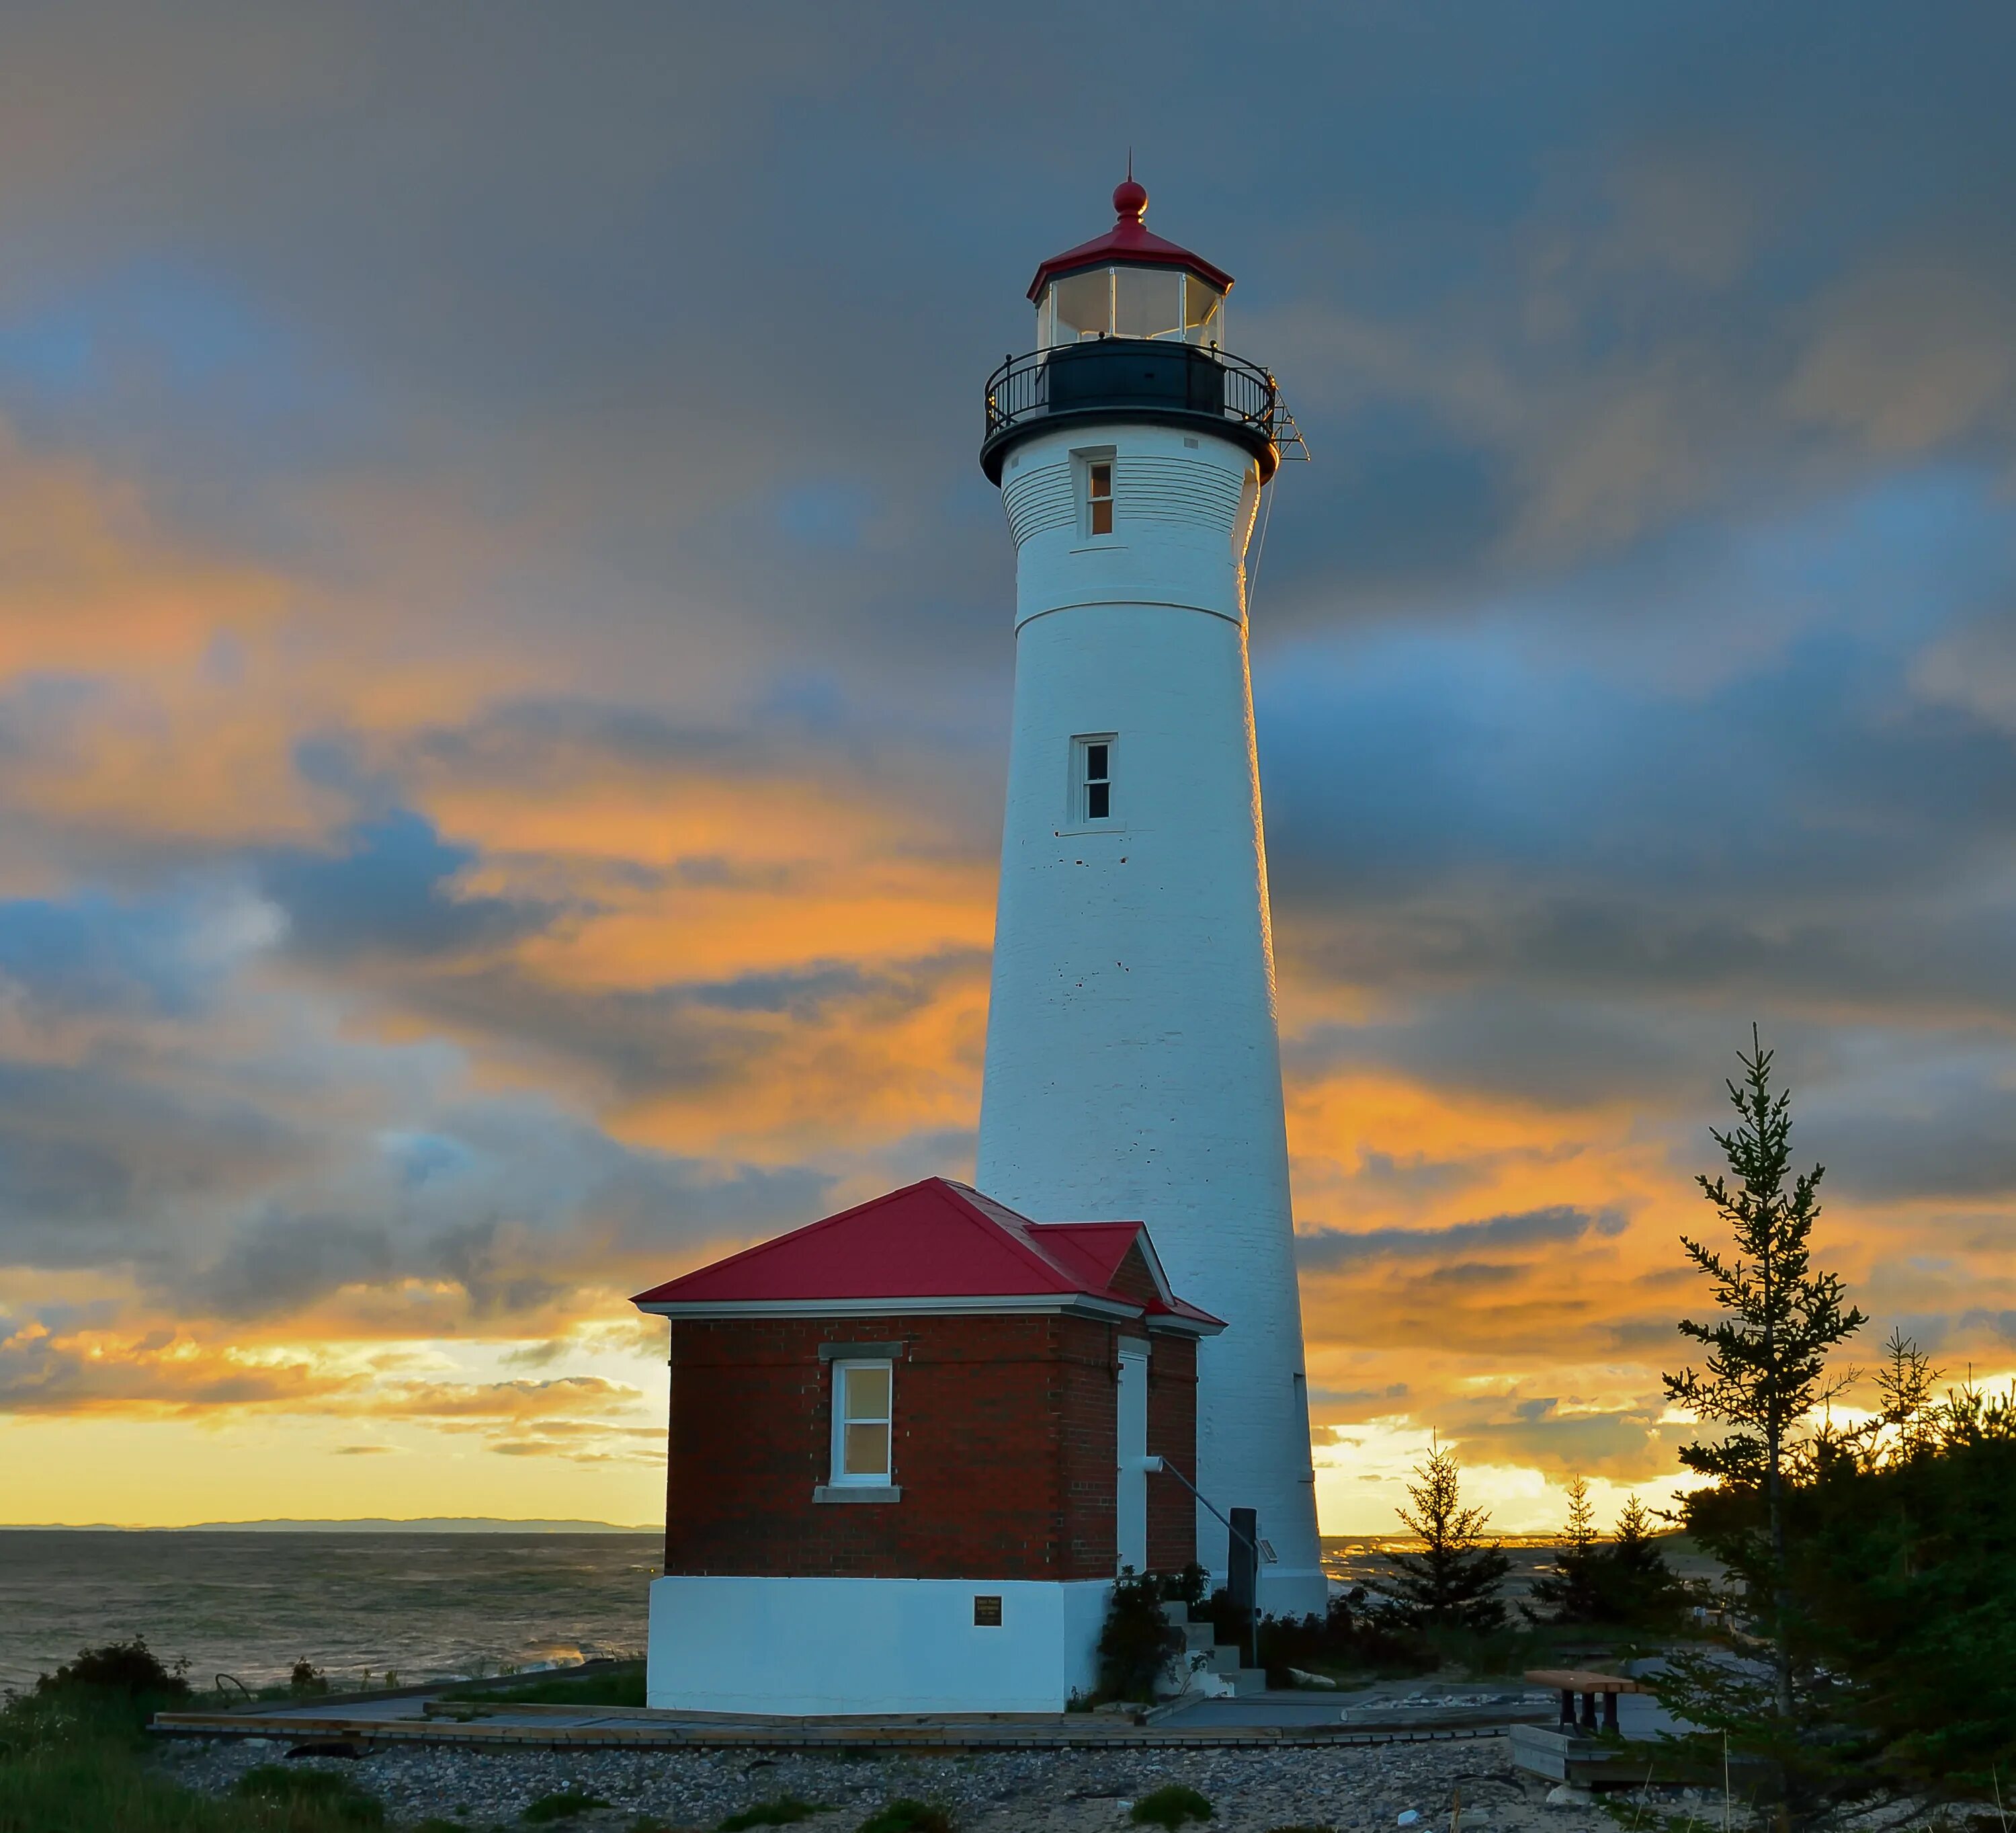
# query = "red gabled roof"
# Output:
<box><xmin>630</xmin><ymin>1177</ymin><xmax>1224</xmax><ymax>1332</ymax></box>
<box><xmin>1026</xmin><ymin>175</ymin><xmax>1235</xmax><ymax>302</ymax></box>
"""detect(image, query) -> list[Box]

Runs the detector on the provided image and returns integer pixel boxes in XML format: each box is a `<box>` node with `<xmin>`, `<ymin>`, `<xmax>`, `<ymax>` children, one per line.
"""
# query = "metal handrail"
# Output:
<box><xmin>983</xmin><ymin>339</ymin><xmax>1282</xmax><ymax>446</ymax></box>
<box><xmin>1147</xmin><ymin>1455</ymin><xmax>1261</xmax><ymax>1559</ymax></box>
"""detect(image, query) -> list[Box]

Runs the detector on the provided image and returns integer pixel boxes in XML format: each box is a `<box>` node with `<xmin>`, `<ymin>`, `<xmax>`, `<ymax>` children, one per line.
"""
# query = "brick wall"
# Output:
<box><xmin>662</xmin><ymin>1312</ymin><xmax>1198</xmax><ymax>1582</ymax></box>
<box><xmin>1105</xmin><ymin>1241</ymin><xmax>1160</xmax><ymax>1307</ymax></box>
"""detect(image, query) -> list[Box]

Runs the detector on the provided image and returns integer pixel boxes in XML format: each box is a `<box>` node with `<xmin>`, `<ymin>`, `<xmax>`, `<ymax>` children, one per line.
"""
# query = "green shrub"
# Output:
<box><xmin>720</xmin><ymin>1800</ymin><xmax>825</xmax><ymax>1830</ymax></box>
<box><xmin>11</xmin><ymin>1636</ymin><xmax>196</xmax><ymax>1742</ymax></box>
<box><xmin>523</xmin><ymin>1789</ymin><xmax>612</xmax><ymax>1822</ymax></box>
<box><xmin>234</xmin><ymin>1762</ymin><xmax>385</xmax><ymax>1824</ymax></box>
<box><xmin>1131</xmin><ymin>1785</ymin><xmax>1212</xmax><ymax>1826</ymax></box>
<box><xmin>40</xmin><ymin>1637</ymin><xmax>191</xmax><ymax>1703</ymax></box>
<box><xmin>1096</xmin><ymin>1569</ymin><xmax>1181</xmax><ymax>1701</ymax></box>
<box><xmin>856</xmin><ymin>1801</ymin><xmax>954</xmax><ymax>1833</ymax></box>
<box><xmin>1159</xmin><ymin>1563</ymin><xmax>1210</xmax><ymax>1611</ymax></box>
<box><xmin>1239</xmin><ymin>1593</ymin><xmax>1435</xmax><ymax>1687</ymax></box>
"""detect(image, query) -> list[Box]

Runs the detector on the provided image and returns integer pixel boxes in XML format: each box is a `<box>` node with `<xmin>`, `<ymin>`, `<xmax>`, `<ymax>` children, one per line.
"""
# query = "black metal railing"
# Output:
<box><xmin>982</xmin><ymin>339</ymin><xmax>1281</xmax><ymax>459</ymax></box>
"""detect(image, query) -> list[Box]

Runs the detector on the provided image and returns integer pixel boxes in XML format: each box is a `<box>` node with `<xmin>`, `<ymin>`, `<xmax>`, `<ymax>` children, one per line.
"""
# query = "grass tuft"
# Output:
<box><xmin>856</xmin><ymin>1801</ymin><xmax>954</xmax><ymax>1833</ymax></box>
<box><xmin>720</xmin><ymin>1799</ymin><xmax>826</xmax><ymax>1830</ymax></box>
<box><xmin>0</xmin><ymin>1732</ymin><xmax>388</xmax><ymax>1832</ymax></box>
<box><xmin>522</xmin><ymin>1789</ymin><xmax>614</xmax><ymax>1823</ymax></box>
<box><xmin>1131</xmin><ymin>1785</ymin><xmax>1214</xmax><ymax>1827</ymax></box>
<box><xmin>233</xmin><ymin>1763</ymin><xmax>385</xmax><ymax>1824</ymax></box>
<box><xmin>1</xmin><ymin>1638</ymin><xmax>399</xmax><ymax>1833</ymax></box>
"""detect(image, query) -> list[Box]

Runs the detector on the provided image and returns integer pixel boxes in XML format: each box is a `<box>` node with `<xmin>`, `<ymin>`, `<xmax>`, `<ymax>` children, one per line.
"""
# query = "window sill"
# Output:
<box><xmin>813</xmin><ymin>1484</ymin><xmax>902</xmax><ymax>1504</ymax></box>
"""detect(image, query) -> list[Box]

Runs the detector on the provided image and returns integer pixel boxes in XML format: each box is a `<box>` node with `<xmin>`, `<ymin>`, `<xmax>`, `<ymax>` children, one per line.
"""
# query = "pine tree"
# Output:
<box><xmin>1665</xmin><ymin>1030</ymin><xmax>1865</xmax><ymax>1718</ymax></box>
<box><xmin>1661</xmin><ymin>1028</ymin><xmax>1867</xmax><ymax>1801</ymax></box>
<box><xmin>1524</xmin><ymin>1475</ymin><xmax>1603</xmax><ymax>1624</ymax></box>
<box><xmin>1873</xmin><ymin>1327</ymin><xmax>1940</xmax><ymax>1461</ymax></box>
<box><xmin>1595</xmin><ymin>1492</ymin><xmax>1684</xmax><ymax>1626</ymax></box>
<box><xmin>1382</xmin><ymin>1436</ymin><xmax>1510</xmax><ymax>1632</ymax></box>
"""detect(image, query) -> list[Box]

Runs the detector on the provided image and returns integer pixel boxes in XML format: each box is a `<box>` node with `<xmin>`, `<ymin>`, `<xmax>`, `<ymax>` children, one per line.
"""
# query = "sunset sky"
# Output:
<box><xmin>3</xmin><ymin>3</ymin><xmax>2013</xmax><ymax>1534</ymax></box>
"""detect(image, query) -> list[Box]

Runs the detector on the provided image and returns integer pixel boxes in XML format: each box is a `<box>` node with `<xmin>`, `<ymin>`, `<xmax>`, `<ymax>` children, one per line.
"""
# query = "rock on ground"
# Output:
<box><xmin>157</xmin><ymin>1732</ymin><xmax>1640</xmax><ymax>1833</ymax></box>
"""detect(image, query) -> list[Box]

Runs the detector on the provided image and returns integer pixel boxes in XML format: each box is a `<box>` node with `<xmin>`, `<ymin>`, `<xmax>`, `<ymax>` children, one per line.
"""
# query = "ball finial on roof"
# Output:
<box><xmin>1113</xmin><ymin>173</ymin><xmax>1148</xmax><ymax>223</ymax></box>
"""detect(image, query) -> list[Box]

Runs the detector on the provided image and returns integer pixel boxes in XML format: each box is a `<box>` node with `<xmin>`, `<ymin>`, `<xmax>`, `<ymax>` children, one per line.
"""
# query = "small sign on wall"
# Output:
<box><xmin>972</xmin><ymin>1595</ymin><xmax>1003</xmax><ymax>1627</ymax></box>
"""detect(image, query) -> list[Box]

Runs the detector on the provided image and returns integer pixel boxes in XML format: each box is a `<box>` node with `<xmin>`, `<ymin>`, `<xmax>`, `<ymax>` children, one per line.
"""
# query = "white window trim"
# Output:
<box><xmin>1069</xmin><ymin>733</ymin><xmax>1117</xmax><ymax>830</ymax></box>
<box><xmin>1073</xmin><ymin>446</ymin><xmax>1120</xmax><ymax>544</ymax></box>
<box><xmin>828</xmin><ymin>1358</ymin><xmax>894</xmax><ymax>1488</ymax></box>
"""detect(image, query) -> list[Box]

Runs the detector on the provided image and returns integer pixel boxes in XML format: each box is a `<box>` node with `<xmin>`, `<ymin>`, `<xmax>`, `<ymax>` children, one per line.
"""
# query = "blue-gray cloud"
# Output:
<box><xmin>256</xmin><ymin>811</ymin><xmax>556</xmax><ymax>965</ymax></box>
<box><xmin>1298</xmin><ymin>1205</ymin><xmax>1626</xmax><ymax>1270</ymax></box>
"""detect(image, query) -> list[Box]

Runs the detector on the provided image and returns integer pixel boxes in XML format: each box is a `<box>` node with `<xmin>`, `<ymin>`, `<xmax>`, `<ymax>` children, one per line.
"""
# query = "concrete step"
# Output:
<box><xmin>1228</xmin><ymin>1668</ymin><xmax>1269</xmax><ymax>1697</ymax></box>
<box><xmin>1180</xmin><ymin>1623</ymin><xmax>1216</xmax><ymax>1654</ymax></box>
<box><xmin>1208</xmin><ymin>1645</ymin><xmax>1247</xmax><ymax>1676</ymax></box>
<box><xmin>1158</xmin><ymin>1602</ymin><xmax>1189</xmax><ymax>1626</ymax></box>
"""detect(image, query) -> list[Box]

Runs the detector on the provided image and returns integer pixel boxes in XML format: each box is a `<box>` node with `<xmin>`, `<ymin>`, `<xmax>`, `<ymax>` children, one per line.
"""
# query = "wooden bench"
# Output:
<box><xmin>1523</xmin><ymin>1669</ymin><xmax>1645</xmax><ymax>1736</ymax></box>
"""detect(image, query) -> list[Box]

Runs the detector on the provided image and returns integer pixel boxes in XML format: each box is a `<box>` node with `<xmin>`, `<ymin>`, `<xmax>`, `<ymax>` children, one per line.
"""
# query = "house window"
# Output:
<box><xmin>830</xmin><ymin>1360</ymin><xmax>892</xmax><ymax>1485</ymax></box>
<box><xmin>1075</xmin><ymin>736</ymin><xmax>1113</xmax><ymax>823</ymax></box>
<box><xmin>1087</xmin><ymin>460</ymin><xmax>1114</xmax><ymax>536</ymax></box>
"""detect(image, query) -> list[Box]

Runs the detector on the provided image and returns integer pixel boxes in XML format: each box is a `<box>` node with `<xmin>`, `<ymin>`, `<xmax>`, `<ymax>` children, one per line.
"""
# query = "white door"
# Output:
<box><xmin>1116</xmin><ymin>1344</ymin><xmax>1148</xmax><ymax>1574</ymax></box>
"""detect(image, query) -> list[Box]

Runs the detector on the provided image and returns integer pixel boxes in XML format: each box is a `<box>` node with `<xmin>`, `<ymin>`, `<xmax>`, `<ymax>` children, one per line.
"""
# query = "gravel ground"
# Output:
<box><xmin>157</xmin><ymin>1732</ymin><xmax>1648</xmax><ymax>1833</ymax></box>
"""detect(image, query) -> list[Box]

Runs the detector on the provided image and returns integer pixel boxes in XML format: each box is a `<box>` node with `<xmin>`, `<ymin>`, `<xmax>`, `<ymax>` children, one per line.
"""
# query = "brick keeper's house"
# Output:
<box><xmin>631</xmin><ymin>1177</ymin><xmax>1224</xmax><ymax>1713</ymax></box>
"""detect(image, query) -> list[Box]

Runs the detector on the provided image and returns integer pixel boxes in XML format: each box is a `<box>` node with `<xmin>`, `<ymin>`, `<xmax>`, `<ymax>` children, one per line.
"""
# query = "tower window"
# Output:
<box><xmin>1076</xmin><ymin>736</ymin><xmax>1114</xmax><ymax>823</ymax></box>
<box><xmin>1088</xmin><ymin>460</ymin><xmax>1114</xmax><ymax>536</ymax></box>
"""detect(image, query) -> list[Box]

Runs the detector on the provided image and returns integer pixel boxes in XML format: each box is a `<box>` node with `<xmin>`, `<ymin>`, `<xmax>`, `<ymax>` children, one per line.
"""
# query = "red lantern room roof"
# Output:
<box><xmin>1025</xmin><ymin>175</ymin><xmax>1235</xmax><ymax>302</ymax></box>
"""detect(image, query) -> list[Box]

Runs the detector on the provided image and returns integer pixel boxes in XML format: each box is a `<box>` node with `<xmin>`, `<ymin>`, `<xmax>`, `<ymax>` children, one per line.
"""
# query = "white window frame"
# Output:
<box><xmin>1075</xmin><ymin>447</ymin><xmax>1118</xmax><ymax>542</ymax></box>
<box><xmin>1072</xmin><ymin>733</ymin><xmax>1116</xmax><ymax>827</ymax></box>
<box><xmin>829</xmin><ymin>1358</ymin><xmax>894</xmax><ymax>1488</ymax></box>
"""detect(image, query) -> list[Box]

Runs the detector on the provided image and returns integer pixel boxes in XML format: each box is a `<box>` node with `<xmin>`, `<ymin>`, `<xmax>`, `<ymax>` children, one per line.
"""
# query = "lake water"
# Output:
<box><xmin>0</xmin><ymin>1531</ymin><xmax>661</xmax><ymax>1693</ymax></box>
<box><xmin>0</xmin><ymin>1531</ymin><xmax>1591</xmax><ymax>1695</ymax></box>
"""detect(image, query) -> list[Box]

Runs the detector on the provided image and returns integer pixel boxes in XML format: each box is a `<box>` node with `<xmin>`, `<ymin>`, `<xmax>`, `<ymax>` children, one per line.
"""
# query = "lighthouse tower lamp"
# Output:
<box><xmin>976</xmin><ymin>176</ymin><xmax>1326</xmax><ymax>1616</ymax></box>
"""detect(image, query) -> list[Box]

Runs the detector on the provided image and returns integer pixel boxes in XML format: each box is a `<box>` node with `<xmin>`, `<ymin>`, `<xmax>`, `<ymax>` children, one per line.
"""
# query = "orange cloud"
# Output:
<box><xmin>0</xmin><ymin>425</ymin><xmax>286</xmax><ymax>680</ymax></box>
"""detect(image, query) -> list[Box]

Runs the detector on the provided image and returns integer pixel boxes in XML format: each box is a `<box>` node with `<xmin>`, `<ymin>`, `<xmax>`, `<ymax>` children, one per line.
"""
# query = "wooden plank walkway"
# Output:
<box><xmin>151</xmin><ymin>1700</ymin><xmax>1550</xmax><ymax>1752</ymax></box>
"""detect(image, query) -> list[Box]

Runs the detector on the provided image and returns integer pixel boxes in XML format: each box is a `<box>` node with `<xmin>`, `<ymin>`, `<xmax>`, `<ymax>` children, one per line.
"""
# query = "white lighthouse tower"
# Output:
<box><xmin>975</xmin><ymin>177</ymin><xmax>1325</xmax><ymax>1615</ymax></box>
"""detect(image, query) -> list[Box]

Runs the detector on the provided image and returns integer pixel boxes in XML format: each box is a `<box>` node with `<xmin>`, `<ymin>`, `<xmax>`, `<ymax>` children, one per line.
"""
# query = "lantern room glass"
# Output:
<box><xmin>1039</xmin><ymin>266</ymin><xmax>1226</xmax><ymax>348</ymax></box>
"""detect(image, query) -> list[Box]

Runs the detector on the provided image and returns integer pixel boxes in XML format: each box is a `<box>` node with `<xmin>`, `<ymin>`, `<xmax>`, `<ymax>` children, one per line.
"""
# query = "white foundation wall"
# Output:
<box><xmin>979</xmin><ymin>421</ymin><xmax>1326</xmax><ymax>1617</ymax></box>
<box><xmin>646</xmin><ymin>1576</ymin><xmax>1111</xmax><ymax>1715</ymax></box>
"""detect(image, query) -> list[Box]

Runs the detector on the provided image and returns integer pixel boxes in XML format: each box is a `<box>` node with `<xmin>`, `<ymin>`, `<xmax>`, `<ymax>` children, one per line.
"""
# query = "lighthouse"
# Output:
<box><xmin>975</xmin><ymin>177</ymin><xmax>1326</xmax><ymax>1616</ymax></box>
<box><xmin>631</xmin><ymin>177</ymin><xmax>1323</xmax><ymax>1715</ymax></box>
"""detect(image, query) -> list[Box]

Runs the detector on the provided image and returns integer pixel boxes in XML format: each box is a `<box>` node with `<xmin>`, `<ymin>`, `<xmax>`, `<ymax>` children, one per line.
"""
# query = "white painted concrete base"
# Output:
<box><xmin>1260</xmin><ymin>1566</ymin><xmax>1331</xmax><ymax>1621</ymax></box>
<box><xmin>646</xmin><ymin>1576</ymin><xmax>1111</xmax><ymax>1715</ymax></box>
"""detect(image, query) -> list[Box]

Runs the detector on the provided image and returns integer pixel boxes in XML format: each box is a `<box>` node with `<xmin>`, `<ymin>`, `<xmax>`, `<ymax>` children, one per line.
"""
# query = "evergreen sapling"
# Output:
<box><xmin>1381</xmin><ymin>1437</ymin><xmax>1509</xmax><ymax>1632</ymax></box>
<box><xmin>1660</xmin><ymin>1028</ymin><xmax>1866</xmax><ymax>1813</ymax></box>
<box><xmin>1524</xmin><ymin>1476</ymin><xmax>1603</xmax><ymax>1625</ymax></box>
